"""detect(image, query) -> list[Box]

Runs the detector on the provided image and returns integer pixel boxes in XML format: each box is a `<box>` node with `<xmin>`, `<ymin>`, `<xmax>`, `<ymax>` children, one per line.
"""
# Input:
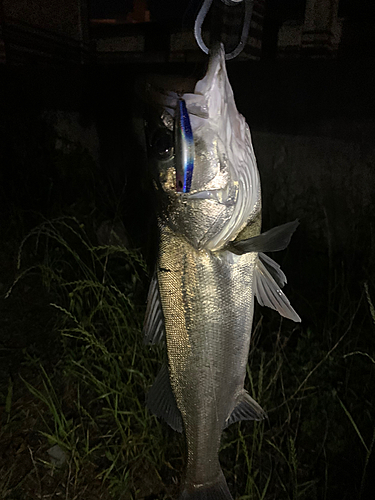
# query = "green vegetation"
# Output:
<box><xmin>1</xmin><ymin>215</ymin><xmax>374</xmax><ymax>500</ymax></box>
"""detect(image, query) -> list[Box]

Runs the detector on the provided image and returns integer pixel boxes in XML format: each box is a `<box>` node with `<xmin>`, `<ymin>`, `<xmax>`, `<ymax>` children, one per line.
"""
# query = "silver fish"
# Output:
<box><xmin>143</xmin><ymin>44</ymin><xmax>301</xmax><ymax>500</ymax></box>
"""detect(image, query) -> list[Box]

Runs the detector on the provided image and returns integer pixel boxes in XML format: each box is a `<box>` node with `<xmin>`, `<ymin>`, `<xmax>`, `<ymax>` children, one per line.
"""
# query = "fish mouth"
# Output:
<box><xmin>181</xmin><ymin>43</ymin><xmax>227</xmax><ymax>123</ymax></box>
<box><xmin>147</xmin><ymin>44</ymin><xmax>227</xmax><ymax>123</ymax></box>
<box><xmin>150</xmin><ymin>45</ymin><xmax>227</xmax><ymax>196</ymax></box>
<box><xmin>173</xmin><ymin>44</ymin><xmax>233</xmax><ymax>199</ymax></box>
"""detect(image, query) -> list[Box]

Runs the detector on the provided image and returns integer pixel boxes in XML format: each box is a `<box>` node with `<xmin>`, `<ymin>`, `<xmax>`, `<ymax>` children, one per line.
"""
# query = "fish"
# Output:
<box><xmin>142</xmin><ymin>43</ymin><xmax>301</xmax><ymax>500</ymax></box>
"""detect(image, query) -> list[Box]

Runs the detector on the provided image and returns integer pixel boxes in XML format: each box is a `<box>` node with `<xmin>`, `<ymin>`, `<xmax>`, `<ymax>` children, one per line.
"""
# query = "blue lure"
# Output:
<box><xmin>174</xmin><ymin>99</ymin><xmax>194</xmax><ymax>193</ymax></box>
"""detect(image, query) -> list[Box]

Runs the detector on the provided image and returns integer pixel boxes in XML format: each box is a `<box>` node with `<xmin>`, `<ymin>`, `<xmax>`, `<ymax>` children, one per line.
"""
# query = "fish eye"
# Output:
<box><xmin>150</xmin><ymin>128</ymin><xmax>173</xmax><ymax>160</ymax></box>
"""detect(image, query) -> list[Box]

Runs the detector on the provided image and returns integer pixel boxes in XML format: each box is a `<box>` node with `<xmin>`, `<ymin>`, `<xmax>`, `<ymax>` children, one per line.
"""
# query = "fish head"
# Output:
<box><xmin>145</xmin><ymin>44</ymin><xmax>261</xmax><ymax>252</ymax></box>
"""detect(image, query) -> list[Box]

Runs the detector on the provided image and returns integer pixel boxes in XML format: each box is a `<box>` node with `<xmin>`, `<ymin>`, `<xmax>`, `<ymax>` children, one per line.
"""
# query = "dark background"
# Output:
<box><xmin>1</xmin><ymin>1</ymin><xmax>375</xmax><ymax>499</ymax></box>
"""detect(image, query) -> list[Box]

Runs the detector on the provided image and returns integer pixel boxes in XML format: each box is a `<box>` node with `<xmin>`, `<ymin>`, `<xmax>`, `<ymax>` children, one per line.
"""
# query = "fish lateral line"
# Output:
<box><xmin>159</xmin><ymin>267</ymin><xmax>172</xmax><ymax>273</ymax></box>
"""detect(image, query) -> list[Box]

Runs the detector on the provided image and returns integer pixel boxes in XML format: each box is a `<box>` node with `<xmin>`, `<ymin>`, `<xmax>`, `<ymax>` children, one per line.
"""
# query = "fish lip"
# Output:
<box><xmin>161</xmin><ymin>44</ymin><xmax>225</xmax><ymax>120</ymax></box>
<box><xmin>185</xmin><ymin>189</ymin><xmax>236</xmax><ymax>207</ymax></box>
<box><xmin>142</xmin><ymin>45</ymin><xmax>225</xmax><ymax>119</ymax></box>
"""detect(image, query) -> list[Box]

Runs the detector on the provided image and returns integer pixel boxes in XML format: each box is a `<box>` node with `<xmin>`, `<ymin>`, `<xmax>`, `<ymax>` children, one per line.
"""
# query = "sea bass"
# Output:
<box><xmin>142</xmin><ymin>44</ymin><xmax>300</xmax><ymax>500</ymax></box>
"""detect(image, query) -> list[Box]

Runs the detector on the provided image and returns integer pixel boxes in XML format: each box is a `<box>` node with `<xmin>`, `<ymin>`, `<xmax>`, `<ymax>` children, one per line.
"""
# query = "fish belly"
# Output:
<box><xmin>158</xmin><ymin>225</ymin><xmax>256</xmax><ymax>485</ymax></box>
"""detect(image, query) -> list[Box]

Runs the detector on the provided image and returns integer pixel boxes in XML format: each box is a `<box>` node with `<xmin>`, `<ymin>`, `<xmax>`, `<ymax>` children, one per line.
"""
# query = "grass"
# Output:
<box><xmin>1</xmin><ymin>215</ymin><xmax>374</xmax><ymax>499</ymax></box>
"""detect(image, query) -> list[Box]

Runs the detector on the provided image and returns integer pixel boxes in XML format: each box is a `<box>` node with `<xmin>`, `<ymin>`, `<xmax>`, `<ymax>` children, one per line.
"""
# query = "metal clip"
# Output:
<box><xmin>194</xmin><ymin>0</ymin><xmax>254</xmax><ymax>60</ymax></box>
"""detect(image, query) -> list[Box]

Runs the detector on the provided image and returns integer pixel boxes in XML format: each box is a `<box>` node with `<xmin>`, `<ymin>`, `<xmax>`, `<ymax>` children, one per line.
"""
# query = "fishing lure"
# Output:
<box><xmin>174</xmin><ymin>99</ymin><xmax>194</xmax><ymax>193</ymax></box>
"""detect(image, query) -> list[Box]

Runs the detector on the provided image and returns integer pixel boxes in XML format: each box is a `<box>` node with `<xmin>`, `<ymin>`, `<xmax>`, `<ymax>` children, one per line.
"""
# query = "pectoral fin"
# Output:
<box><xmin>143</xmin><ymin>272</ymin><xmax>165</xmax><ymax>345</ymax></box>
<box><xmin>254</xmin><ymin>255</ymin><xmax>301</xmax><ymax>322</ymax></box>
<box><xmin>146</xmin><ymin>364</ymin><xmax>183</xmax><ymax>433</ymax></box>
<box><xmin>229</xmin><ymin>219</ymin><xmax>299</xmax><ymax>255</ymax></box>
<box><xmin>225</xmin><ymin>390</ymin><xmax>266</xmax><ymax>427</ymax></box>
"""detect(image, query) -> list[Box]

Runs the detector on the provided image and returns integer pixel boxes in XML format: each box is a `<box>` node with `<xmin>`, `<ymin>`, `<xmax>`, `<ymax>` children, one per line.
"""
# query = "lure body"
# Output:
<box><xmin>175</xmin><ymin>99</ymin><xmax>194</xmax><ymax>193</ymax></box>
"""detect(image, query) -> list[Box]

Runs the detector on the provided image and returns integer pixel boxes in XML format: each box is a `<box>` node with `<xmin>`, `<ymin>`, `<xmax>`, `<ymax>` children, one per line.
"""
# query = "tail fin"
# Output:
<box><xmin>180</xmin><ymin>470</ymin><xmax>233</xmax><ymax>500</ymax></box>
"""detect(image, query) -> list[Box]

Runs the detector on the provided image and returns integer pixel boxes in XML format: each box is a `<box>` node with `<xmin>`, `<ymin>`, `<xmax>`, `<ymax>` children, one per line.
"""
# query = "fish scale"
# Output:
<box><xmin>158</xmin><ymin>225</ymin><xmax>257</xmax><ymax>487</ymax></box>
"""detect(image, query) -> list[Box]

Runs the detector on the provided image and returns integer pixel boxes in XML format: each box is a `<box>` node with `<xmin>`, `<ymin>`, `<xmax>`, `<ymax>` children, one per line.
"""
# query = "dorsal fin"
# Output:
<box><xmin>146</xmin><ymin>364</ymin><xmax>183</xmax><ymax>433</ymax></box>
<box><xmin>143</xmin><ymin>272</ymin><xmax>166</xmax><ymax>345</ymax></box>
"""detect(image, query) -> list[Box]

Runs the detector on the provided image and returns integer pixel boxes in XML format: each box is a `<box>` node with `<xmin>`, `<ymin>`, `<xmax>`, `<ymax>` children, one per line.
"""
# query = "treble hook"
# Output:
<box><xmin>194</xmin><ymin>0</ymin><xmax>254</xmax><ymax>60</ymax></box>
